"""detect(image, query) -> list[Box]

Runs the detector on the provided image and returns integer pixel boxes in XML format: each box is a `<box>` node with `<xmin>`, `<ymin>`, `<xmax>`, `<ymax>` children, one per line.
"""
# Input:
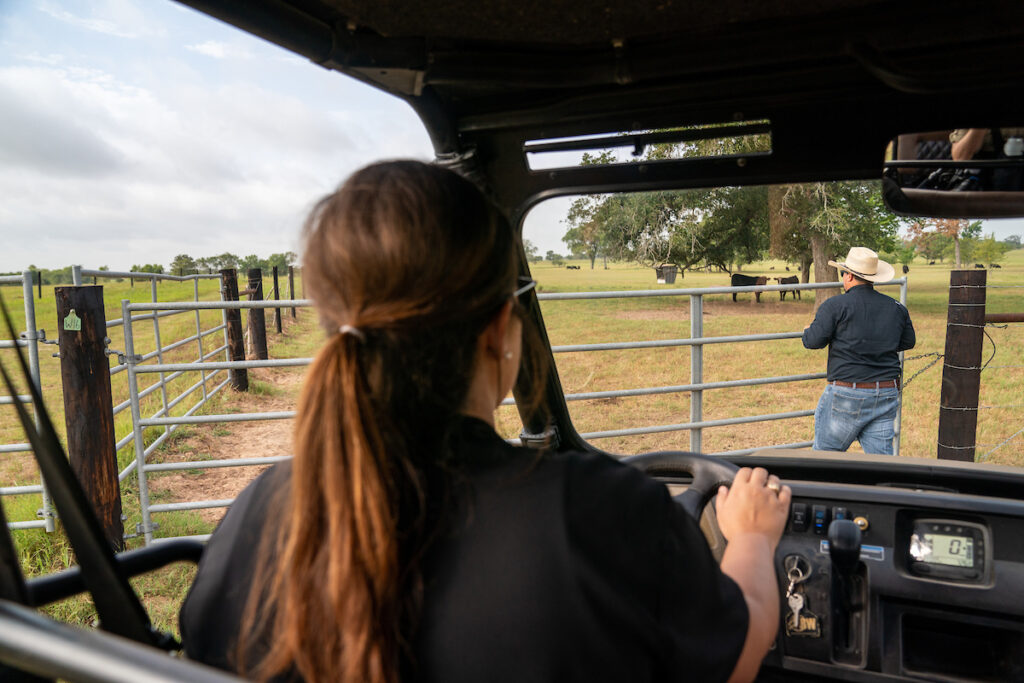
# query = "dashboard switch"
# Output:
<box><xmin>832</xmin><ymin>506</ymin><xmax>849</xmax><ymax>521</ymax></box>
<box><xmin>790</xmin><ymin>503</ymin><xmax>808</xmax><ymax>532</ymax></box>
<box><xmin>853</xmin><ymin>516</ymin><xmax>869</xmax><ymax>531</ymax></box>
<box><xmin>812</xmin><ymin>505</ymin><xmax>829</xmax><ymax>535</ymax></box>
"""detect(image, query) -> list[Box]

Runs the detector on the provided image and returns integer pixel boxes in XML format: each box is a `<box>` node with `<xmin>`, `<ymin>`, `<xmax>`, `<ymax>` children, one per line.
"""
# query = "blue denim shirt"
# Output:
<box><xmin>802</xmin><ymin>284</ymin><xmax>916</xmax><ymax>382</ymax></box>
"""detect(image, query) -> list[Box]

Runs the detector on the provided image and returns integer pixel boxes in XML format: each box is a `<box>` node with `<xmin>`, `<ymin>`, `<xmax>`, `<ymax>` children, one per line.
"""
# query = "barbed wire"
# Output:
<box><xmin>937</xmin><ymin>432</ymin><xmax>1023</xmax><ymax>449</ymax></box>
<box><xmin>948</xmin><ymin>284</ymin><xmax>1024</xmax><ymax>289</ymax></box>
<box><xmin>979</xmin><ymin>426</ymin><xmax>1024</xmax><ymax>461</ymax></box>
<box><xmin>940</xmin><ymin>404</ymin><xmax>1024</xmax><ymax>411</ymax></box>
<box><xmin>939</xmin><ymin>324</ymin><xmax>1003</xmax><ymax>371</ymax></box>
<box><xmin>909</xmin><ymin>318</ymin><xmax>1022</xmax><ymax>461</ymax></box>
<box><xmin>946</xmin><ymin>322</ymin><xmax>1008</xmax><ymax>329</ymax></box>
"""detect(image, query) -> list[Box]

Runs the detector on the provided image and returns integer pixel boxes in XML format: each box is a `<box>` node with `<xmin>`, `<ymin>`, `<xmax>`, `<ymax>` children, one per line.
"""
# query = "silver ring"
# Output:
<box><xmin>766</xmin><ymin>481</ymin><xmax>781</xmax><ymax>494</ymax></box>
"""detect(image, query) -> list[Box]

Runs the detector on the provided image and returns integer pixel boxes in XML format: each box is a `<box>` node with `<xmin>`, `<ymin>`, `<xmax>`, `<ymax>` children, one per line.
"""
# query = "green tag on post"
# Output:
<box><xmin>63</xmin><ymin>309</ymin><xmax>82</xmax><ymax>332</ymax></box>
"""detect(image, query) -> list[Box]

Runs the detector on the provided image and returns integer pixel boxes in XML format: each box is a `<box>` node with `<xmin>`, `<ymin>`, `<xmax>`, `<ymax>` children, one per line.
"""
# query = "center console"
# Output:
<box><xmin>759</xmin><ymin>485</ymin><xmax>1024</xmax><ymax>682</ymax></box>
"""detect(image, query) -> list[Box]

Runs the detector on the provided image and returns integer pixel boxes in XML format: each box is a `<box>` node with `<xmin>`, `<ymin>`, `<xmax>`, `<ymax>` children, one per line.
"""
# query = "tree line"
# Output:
<box><xmin>3</xmin><ymin>252</ymin><xmax>299</xmax><ymax>286</ymax></box>
<box><xmin>0</xmin><ymin>265</ymin><xmax>112</xmax><ymax>285</ymax></box>
<box><xmin>2</xmin><ymin>252</ymin><xmax>298</xmax><ymax>284</ymax></box>
<box><xmin>159</xmin><ymin>251</ymin><xmax>297</xmax><ymax>276</ymax></box>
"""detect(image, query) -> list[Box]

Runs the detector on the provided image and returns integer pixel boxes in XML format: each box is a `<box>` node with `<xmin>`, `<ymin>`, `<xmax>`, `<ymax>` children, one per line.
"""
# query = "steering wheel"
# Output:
<box><xmin>623</xmin><ymin>450</ymin><xmax>739</xmax><ymax>519</ymax></box>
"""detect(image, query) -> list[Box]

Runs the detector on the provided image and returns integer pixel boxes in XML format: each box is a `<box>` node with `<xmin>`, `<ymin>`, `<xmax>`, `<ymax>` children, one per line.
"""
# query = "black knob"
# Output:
<box><xmin>828</xmin><ymin>519</ymin><xmax>862</xmax><ymax>576</ymax></box>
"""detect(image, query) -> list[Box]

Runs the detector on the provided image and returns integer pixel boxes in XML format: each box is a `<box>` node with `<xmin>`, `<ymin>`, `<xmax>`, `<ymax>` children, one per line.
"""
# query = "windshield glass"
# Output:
<box><xmin>520</xmin><ymin>182</ymin><xmax>1024</xmax><ymax>468</ymax></box>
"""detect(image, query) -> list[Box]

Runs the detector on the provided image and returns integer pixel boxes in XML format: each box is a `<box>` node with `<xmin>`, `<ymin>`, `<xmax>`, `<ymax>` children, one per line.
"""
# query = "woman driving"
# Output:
<box><xmin>179</xmin><ymin>160</ymin><xmax>790</xmax><ymax>683</ymax></box>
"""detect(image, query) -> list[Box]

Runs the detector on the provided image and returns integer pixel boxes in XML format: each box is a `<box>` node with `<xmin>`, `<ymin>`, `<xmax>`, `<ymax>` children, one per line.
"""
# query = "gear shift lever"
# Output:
<box><xmin>828</xmin><ymin>519</ymin><xmax>864</xmax><ymax>661</ymax></box>
<box><xmin>829</xmin><ymin>519</ymin><xmax>862</xmax><ymax>578</ymax></box>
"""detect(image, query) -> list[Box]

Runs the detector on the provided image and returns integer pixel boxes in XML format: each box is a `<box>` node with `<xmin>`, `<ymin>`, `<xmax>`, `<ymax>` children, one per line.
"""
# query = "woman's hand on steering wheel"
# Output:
<box><xmin>715</xmin><ymin>467</ymin><xmax>790</xmax><ymax>546</ymax></box>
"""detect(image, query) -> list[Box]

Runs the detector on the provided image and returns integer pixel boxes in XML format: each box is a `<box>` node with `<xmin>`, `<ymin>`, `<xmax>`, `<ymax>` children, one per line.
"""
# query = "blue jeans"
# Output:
<box><xmin>813</xmin><ymin>384</ymin><xmax>899</xmax><ymax>455</ymax></box>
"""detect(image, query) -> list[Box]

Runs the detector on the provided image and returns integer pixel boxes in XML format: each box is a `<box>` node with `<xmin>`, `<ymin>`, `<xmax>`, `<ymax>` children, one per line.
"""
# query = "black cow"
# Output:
<box><xmin>773</xmin><ymin>275</ymin><xmax>800</xmax><ymax>301</ymax></box>
<box><xmin>991</xmin><ymin>263</ymin><xmax>1002</xmax><ymax>268</ymax></box>
<box><xmin>566</xmin><ymin>265</ymin><xmax>581</xmax><ymax>270</ymax></box>
<box><xmin>928</xmin><ymin>260</ymin><xmax>936</xmax><ymax>265</ymax></box>
<box><xmin>975</xmin><ymin>263</ymin><xmax>985</xmax><ymax>269</ymax></box>
<box><xmin>731</xmin><ymin>274</ymin><xmax>768</xmax><ymax>302</ymax></box>
<box><xmin>902</xmin><ymin>265</ymin><xmax>909</xmax><ymax>274</ymax></box>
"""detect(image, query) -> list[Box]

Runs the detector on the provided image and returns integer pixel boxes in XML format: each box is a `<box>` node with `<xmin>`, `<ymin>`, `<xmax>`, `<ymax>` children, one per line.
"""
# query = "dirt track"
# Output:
<box><xmin>148</xmin><ymin>368</ymin><xmax>302</xmax><ymax>525</ymax></box>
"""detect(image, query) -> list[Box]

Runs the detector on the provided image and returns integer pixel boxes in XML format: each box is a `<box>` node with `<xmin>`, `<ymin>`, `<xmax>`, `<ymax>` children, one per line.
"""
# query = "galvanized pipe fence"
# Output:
<box><xmin>77</xmin><ymin>269</ymin><xmax>229</xmax><ymax>492</ymax></box>
<box><xmin>122</xmin><ymin>298</ymin><xmax>311</xmax><ymax>543</ymax></box>
<box><xmin>115</xmin><ymin>278</ymin><xmax>908</xmax><ymax>544</ymax></box>
<box><xmin>2</xmin><ymin>267</ymin><xmax>230</xmax><ymax>534</ymax></box>
<box><xmin>521</xmin><ymin>278</ymin><xmax>909</xmax><ymax>455</ymax></box>
<box><xmin>0</xmin><ymin>272</ymin><xmax>54</xmax><ymax>531</ymax></box>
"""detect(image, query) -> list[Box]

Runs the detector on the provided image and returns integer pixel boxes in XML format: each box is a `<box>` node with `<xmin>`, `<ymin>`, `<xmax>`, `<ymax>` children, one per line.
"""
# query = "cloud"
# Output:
<box><xmin>0</xmin><ymin>56</ymin><xmax>432</xmax><ymax>271</ymax></box>
<box><xmin>18</xmin><ymin>52</ymin><xmax>65</xmax><ymax>66</ymax></box>
<box><xmin>37</xmin><ymin>2</ymin><xmax>138</xmax><ymax>38</ymax></box>
<box><xmin>0</xmin><ymin>0</ymin><xmax>434</xmax><ymax>271</ymax></box>
<box><xmin>0</xmin><ymin>67</ymin><xmax>126</xmax><ymax>176</ymax></box>
<box><xmin>185</xmin><ymin>41</ymin><xmax>253</xmax><ymax>60</ymax></box>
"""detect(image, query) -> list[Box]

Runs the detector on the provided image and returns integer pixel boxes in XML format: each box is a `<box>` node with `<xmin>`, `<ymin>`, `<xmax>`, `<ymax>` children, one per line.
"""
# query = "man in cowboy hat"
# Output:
<box><xmin>802</xmin><ymin>247</ymin><xmax>916</xmax><ymax>455</ymax></box>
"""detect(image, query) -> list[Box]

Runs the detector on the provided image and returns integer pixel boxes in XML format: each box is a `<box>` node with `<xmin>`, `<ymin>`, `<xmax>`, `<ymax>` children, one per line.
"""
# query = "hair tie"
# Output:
<box><xmin>339</xmin><ymin>324</ymin><xmax>366</xmax><ymax>341</ymax></box>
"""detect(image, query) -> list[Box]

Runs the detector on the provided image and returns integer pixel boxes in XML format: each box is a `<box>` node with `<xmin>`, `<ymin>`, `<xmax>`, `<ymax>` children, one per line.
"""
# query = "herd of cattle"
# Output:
<box><xmin>729</xmin><ymin>274</ymin><xmax>800</xmax><ymax>302</ymax></box>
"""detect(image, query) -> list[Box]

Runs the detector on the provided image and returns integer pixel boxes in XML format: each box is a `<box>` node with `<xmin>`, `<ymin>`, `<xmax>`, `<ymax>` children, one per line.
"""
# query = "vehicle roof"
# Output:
<box><xmin>180</xmin><ymin>0</ymin><xmax>1024</xmax><ymax>158</ymax></box>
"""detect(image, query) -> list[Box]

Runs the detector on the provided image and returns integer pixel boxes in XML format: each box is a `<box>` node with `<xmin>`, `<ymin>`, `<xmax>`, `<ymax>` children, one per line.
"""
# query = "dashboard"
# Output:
<box><xmin>755</xmin><ymin>471</ymin><xmax>1024</xmax><ymax>682</ymax></box>
<box><xmin>665</xmin><ymin>451</ymin><xmax>1024</xmax><ymax>681</ymax></box>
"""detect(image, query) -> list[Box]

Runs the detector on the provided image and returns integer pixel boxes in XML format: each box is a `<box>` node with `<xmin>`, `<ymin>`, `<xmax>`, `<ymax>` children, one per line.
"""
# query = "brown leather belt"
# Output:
<box><xmin>831</xmin><ymin>380</ymin><xmax>899</xmax><ymax>389</ymax></box>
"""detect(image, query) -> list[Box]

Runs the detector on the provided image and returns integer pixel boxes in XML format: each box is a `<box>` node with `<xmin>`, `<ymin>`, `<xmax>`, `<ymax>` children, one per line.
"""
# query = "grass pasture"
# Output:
<box><xmin>496</xmin><ymin>252</ymin><xmax>1024</xmax><ymax>466</ymax></box>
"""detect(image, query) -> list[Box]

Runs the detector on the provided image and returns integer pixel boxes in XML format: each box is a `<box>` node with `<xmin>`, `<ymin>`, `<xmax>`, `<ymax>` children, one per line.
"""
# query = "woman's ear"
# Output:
<box><xmin>481</xmin><ymin>300</ymin><xmax>514</xmax><ymax>359</ymax></box>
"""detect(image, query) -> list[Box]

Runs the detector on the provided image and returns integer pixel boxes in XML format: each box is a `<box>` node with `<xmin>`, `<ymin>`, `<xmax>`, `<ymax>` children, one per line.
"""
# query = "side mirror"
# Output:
<box><xmin>883</xmin><ymin>128</ymin><xmax>1024</xmax><ymax>218</ymax></box>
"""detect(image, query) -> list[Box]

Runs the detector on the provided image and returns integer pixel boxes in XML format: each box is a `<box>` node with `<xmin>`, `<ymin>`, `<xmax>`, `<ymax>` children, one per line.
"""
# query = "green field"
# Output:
<box><xmin>2</xmin><ymin>254</ymin><xmax>1022</xmax><ymax>634</ymax></box>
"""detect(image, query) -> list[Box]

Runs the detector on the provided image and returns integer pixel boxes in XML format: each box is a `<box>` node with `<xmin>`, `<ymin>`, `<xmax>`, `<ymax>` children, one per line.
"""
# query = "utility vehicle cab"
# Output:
<box><xmin>3</xmin><ymin>1</ymin><xmax>1024</xmax><ymax>681</ymax></box>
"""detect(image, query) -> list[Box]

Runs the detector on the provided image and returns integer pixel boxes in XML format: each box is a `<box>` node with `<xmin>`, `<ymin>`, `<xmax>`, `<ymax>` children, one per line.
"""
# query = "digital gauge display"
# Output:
<box><xmin>907</xmin><ymin>519</ymin><xmax>987</xmax><ymax>582</ymax></box>
<box><xmin>910</xmin><ymin>532</ymin><xmax>974</xmax><ymax>568</ymax></box>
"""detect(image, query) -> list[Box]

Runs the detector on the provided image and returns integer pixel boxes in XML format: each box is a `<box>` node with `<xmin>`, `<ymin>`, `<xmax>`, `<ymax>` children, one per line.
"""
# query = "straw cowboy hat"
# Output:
<box><xmin>827</xmin><ymin>247</ymin><xmax>895</xmax><ymax>283</ymax></box>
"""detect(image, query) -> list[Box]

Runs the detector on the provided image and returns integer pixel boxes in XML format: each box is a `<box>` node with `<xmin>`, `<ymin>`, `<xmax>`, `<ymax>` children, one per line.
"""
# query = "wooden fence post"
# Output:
<box><xmin>289</xmin><ymin>266</ymin><xmax>296</xmax><ymax>318</ymax></box>
<box><xmin>247</xmin><ymin>268</ymin><xmax>269</xmax><ymax>360</ymax></box>
<box><xmin>937</xmin><ymin>269</ymin><xmax>986</xmax><ymax>461</ymax></box>
<box><xmin>220</xmin><ymin>269</ymin><xmax>248</xmax><ymax>391</ymax></box>
<box><xmin>272</xmin><ymin>266</ymin><xmax>283</xmax><ymax>334</ymax></box>
<box><xmin>55</xmin><ymin>286</ymin><xmax>124</xmax><ymax>551</ymax></box>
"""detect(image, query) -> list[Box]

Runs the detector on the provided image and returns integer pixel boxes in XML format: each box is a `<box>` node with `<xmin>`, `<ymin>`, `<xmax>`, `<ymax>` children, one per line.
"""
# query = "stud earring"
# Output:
<box><xmin>503</xmin><ymin>350</ymin><xmax>513</xmax><ymax>360</ymax></box>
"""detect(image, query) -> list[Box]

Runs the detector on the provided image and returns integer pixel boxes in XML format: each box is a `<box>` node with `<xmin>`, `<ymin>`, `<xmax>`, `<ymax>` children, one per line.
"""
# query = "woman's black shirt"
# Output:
<box><xmin>180</xmin><ymin>417</ymin><xmax>748</xmax><ymax>682</ymax></box>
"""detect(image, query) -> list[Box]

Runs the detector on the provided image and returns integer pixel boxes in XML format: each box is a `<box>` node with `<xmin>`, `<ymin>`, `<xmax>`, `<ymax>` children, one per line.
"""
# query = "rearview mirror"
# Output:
<box><xmin>883</xmin><ymin>128</ymin><xmax>1024</xmax><ymax>218</ymax></box>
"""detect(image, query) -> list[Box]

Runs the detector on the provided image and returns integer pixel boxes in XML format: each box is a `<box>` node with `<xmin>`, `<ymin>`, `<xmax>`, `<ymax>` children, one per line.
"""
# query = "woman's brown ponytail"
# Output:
<box><xmin>237</xmin><ymin>161</ymin><xmax>542</xmax><ymax>682</ymax></box>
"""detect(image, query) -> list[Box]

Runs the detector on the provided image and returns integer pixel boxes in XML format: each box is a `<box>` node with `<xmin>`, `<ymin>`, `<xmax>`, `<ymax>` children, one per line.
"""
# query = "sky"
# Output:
<box><xmin>1</xmin><ymin>2</ymin><xmax>1021</xmax><ymax>273</ymax></box>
